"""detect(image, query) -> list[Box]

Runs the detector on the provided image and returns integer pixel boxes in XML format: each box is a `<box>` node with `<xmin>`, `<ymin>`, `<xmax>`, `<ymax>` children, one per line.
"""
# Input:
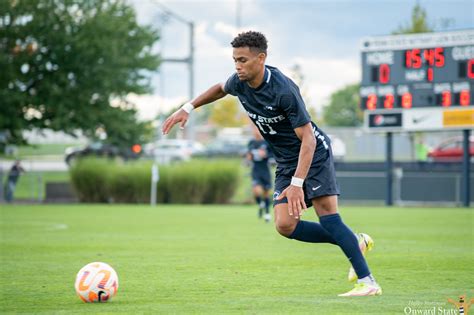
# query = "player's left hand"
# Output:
<box><xmin>161</xmin><ymin>109</ymin><xmax>189</xmax><ymax>135</ymax></box>
<box><xmin>276</xmin><ymin>185</ymin><xmax>306</xmax><ymax>218</ymax></box>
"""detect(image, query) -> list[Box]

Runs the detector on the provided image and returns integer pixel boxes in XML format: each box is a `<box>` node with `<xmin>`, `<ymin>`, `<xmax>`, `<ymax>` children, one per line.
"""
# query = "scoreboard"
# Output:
<box><xmin>360</xmin><ymin>30</ymin><xmax>474</xmax><ymax>131</ymax></box>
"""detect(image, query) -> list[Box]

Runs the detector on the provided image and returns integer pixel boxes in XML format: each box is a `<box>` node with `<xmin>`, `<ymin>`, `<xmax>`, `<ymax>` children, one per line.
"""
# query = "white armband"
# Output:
<box><xmin>291</xmin><ymin>176</ymin><xmax>304</xmax><ymax>187</ymax></box>
<box><xmin>181</xmin><ymin>102</ymin><xmax>194</xmax><ymax>114</ymax></box>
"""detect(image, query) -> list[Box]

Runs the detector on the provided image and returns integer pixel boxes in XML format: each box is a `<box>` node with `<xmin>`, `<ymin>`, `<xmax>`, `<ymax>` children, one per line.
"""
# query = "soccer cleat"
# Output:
<box><xmin>264</xmin><ymin>213</ymin><xmax>271</xmax><ymax>223</ymax></box>
<box><xmin>338</xmin><ymin>282</ymin><xmax>382</xmax><ymax>297</ymax></box>
<box><xmin>348</xmin><ymin>233</ymin><xmax>374</xmax><ymax>282</ymax></box>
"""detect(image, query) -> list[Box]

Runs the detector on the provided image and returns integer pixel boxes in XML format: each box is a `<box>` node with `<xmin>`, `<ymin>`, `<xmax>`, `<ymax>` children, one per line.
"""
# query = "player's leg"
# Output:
<box><xmin>261</xmin><ymin>173</ymin><xmax>272</xmax><ymax>222</ymax></box>
<box><xmin>252</xmin><ymin>183</ymin><xmax>264</xmax><ymax>218</ymax></box>
<box><xmin>5</xmin><ymin>181</ymin><xmax>14</xmax><ymax>202</ymax></box>
<box><xmin>312</xmin><ymin>195</ymin><xmax>381</xmax><ymax>296</ymax></box>
<box><xmin>273</xmin><ymin>194</ymin><xmax>336</xmax><ymax>244</ymax></box>
<box><xmin>312</xmin><ymin>195</ymin><xmax>370</xmax><ymax>277</ymax></box>
<box><xmin>273</xmin><ymin>168</ymin><xmax>336</xmax><ymax>242</ymax></box>
<box><xmin>262</xmin><ymin>189</ymin><xmax>271</xmax><ymax>222</ymax></box>
<box><xmin>347</xmin><ymin>233</ymin><xmax>374</xmax><ymax>282</ymax></box>
<box><xmin>274</xmin><ymin>203</ymin><xmax>298</xmax><ymax>237</ymax></box>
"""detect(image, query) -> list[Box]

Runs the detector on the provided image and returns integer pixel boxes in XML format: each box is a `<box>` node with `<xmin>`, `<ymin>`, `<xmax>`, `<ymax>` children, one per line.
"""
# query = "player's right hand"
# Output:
<box><xmin>276</xmin><ymin>185</ymin><xmax>306</xmax><ymax>219</ymax></box>
<box><xmin>161</xmin><ymin>109</ymin><xmax>189</xmax><ymax>135</ymax></box>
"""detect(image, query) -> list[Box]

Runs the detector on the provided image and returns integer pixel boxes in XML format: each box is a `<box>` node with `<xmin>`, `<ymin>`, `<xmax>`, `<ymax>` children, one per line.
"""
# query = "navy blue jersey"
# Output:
<box><xmin>224</xmin><ymin>65</ymin><xmax>330</xmax><ymax>167</ymax></box>
<box><xmin>247</xmin><ymin>139</ymin><xmax>271</xmax><ymax>175</ymax></box>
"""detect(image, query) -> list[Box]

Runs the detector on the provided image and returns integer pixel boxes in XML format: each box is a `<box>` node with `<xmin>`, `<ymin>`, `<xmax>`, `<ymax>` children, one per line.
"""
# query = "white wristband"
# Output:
<box><xmin>181</xmin><ymin>102</ymin><xmax>194</xmax><ymax>114</ymax></box>
<box><xmin>291</xmin><ymin>176</ymin><xmax>304</xmax><ymax>187</ymax></box>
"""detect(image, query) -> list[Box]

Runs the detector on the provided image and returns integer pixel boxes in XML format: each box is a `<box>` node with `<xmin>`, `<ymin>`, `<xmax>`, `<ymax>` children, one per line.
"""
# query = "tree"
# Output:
<box><xmin>323</xmin><ymin>84</ymin><xmax>362</xmax><ymax>127</ymax></box>
<box><xmin>393</xmin><ymin>3</ymin><xmax>433</xmax><ymax>35</ymax></box>
<box><xmin>209</xmin><ymin>96</ymin><xmax>247</xmax><ymax>128</ymax></box>
<box><xmin>0</xmin><ymin>0</ymin><xmax>160</xmax><ymax>148</ymax></box>
<box><xmin>100</xmin><ymin>101</ymin><xmax>155</xmax><ymax>146</ymax></box>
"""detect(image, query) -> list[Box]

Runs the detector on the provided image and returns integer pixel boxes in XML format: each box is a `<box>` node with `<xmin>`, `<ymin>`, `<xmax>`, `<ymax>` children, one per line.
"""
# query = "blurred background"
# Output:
<box><xmin>0</xmin><ymin>0</ymin><xmax>472</xmax><ymax>205</ymax></box>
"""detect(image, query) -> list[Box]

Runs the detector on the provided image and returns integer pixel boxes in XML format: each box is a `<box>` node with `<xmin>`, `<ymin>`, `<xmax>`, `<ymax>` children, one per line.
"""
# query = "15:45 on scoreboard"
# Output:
<box><xmin>360</xmin><ymin>29</ymin><xmax>474</xmax><ymax>132</ymax></box>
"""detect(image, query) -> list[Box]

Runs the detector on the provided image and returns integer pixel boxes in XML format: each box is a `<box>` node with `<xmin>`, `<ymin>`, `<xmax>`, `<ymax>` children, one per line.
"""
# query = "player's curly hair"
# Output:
<box><xmin>231</xmin><ymin>31</ymin><xmax>268</xmax><ymax>54</ymax></box>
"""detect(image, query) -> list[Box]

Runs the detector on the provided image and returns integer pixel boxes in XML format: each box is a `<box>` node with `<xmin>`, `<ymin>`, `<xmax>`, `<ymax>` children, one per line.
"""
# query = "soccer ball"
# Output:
<box><xmin>74</xmin><ymin>262</ymin><xmax>119</xmax><ymax>303</ymax></box>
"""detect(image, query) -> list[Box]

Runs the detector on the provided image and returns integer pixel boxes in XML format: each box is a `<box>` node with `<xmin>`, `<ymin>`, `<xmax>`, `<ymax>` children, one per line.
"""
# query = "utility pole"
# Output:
<box><xmin>149</xmin><ymin>2</ymin><xmax>195</xmax><ymax>206</ymax></box>
<box><xmin>152</xmin><ymin>1</ymin><xmax>195</xmax><ymax>140</ymax></box>
<box><xmin>236</xmin><ymin>0</ymin><xmax>242</xmax><ymax>29</ymax></box>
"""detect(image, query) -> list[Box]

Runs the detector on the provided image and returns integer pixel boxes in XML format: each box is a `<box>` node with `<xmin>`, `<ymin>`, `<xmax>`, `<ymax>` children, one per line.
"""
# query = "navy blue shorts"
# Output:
<box><xmin>252</xmin><ymin>171</ymin><xmax>272</xmax><ymax>190</ymax></box>
<box><xmin>273</xmin><ymin>149</ymin><xmax>340</xmax><ymax>208</ymax></box>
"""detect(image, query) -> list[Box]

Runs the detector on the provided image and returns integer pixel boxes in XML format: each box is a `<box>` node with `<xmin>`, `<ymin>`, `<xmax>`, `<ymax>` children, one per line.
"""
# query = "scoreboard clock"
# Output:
<box><xmin>360</xmin><ymin>30</ymin><xmax>474</xmax><ymax>131</ymax></box>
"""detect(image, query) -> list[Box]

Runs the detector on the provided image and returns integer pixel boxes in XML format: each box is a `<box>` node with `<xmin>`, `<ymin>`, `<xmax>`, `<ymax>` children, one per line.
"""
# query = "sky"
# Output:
<box><xmin>127</xmin><ymin>0</ymin><xmax>474</xmax><ymax>121</ymax></box>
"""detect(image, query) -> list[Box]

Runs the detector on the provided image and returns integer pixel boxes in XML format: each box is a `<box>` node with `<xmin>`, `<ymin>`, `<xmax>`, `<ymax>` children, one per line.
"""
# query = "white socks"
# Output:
<box><xmin>358</xmin><ymin>274</ymin><xmax>377</xmax><ymax>285</ymax></box>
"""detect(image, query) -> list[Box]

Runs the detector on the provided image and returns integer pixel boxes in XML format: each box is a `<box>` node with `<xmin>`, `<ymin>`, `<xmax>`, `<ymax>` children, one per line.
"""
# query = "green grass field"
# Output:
<box><xmin>0</xmin><ymin>204</ymin><xmax>472</xmax><ymax>314</ymax></box>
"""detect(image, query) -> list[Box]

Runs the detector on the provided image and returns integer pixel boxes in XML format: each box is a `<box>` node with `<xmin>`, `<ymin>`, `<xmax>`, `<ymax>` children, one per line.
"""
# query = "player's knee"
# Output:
<box><xmin>253</xmin><ymin>186</ymin><xmax>263</xmax><ymax>196</ymax></box>
<box><xmin>275</xmin><ymin>219</ymin><xmax>296</xmax><ymax>237</ymax></box>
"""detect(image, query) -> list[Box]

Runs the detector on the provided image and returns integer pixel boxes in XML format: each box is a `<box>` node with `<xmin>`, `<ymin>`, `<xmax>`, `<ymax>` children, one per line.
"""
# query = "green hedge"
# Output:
<box><xmin>69</xmin><ymin>158</ymin><xmax>241</xmax><ymax>204</ymax></box>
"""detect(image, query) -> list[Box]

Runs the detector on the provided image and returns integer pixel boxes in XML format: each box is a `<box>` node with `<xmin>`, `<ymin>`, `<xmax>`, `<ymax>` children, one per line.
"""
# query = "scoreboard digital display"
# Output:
<box><xmin>361</xmin><ymin>30</ymin><xmax>474</xmax><ymax>131</ymax></box>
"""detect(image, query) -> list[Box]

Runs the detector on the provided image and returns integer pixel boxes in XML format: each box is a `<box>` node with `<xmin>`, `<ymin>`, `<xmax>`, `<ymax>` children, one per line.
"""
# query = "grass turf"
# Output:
<box><xmin>0</xmin><ymin>204</ymin><xmax>472</xmax><ymax>314</ymax></box>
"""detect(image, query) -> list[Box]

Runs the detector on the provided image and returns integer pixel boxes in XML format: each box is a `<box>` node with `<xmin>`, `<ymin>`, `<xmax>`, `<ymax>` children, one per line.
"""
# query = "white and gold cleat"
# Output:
<box><xmin>338</xmin><ymin>282</ymin><xmax>382</xmax><ymax>297</ymax></box>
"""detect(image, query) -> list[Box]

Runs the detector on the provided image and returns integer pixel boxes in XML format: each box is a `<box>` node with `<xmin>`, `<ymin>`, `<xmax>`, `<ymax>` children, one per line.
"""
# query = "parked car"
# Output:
<box><xmin>65</xmin><ymin>142</ymin><xmax>142</xmax><ymax>165</ymax></box>
<box><xmin>196</xmin><ymin>139</ymin><xmax>249</xmax><ymax>158</ymax></box>
<box><xmin>147</xmin><ymin>139</ymin><xmax>204</xmax><ymax>162</ymax></box>
<box><xmin>327</xmin><ymin>134</ymin><xmax>346</xmax><ymax>161</ymax></box>
<box><xmin>427</xmin><ymin>136</ymin><xmax>474</xmax><ymax>162</ymax></box>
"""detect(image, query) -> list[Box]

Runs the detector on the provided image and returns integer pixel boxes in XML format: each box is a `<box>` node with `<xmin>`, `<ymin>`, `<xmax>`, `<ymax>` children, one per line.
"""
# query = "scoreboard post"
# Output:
<box><xmin>360</xmin><ymin>30</ymin><xmax>473</xmax><ymax>207</ymax></box>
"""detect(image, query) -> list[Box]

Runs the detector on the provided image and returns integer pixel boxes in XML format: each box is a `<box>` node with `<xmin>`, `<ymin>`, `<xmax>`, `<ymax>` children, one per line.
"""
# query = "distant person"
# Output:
<box><xmin>4</xmin><ymin>160</ymin><xmax>25</xmax><ymax>203</ymax></box>
<box><xmin>247</xmin><ymin>125</ymin><xmax>272</xmax><ymax>222</ymax></box>
<box><xmin>162</xmin><ymin>31</ymin><xmax>381</xmax><ymax>296</ymax></box>
<box><xmin>415</xmin><ymin>138</ymin><xmax>430</xmax><ymax>162</ymax></box>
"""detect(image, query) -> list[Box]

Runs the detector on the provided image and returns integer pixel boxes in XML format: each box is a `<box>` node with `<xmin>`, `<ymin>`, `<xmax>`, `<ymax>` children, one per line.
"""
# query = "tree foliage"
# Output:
<box><xmin>323</xmin><ymin>84</ymin><xmax>362</xmax><ymax>127</ymax></box>
<box><xmin>209</xmin><ymin>96</ymin><xmax>247</xmax><ymax>128</ymax></box>
<box><xmin>0</xmin><ymin>0</ymin><xmax>160</xmax><ymax>147</ymax></box>
<box><xmin>393</xmin><ymin>4</ymin><xmax>433</xmax><ymax>35</ymax></box>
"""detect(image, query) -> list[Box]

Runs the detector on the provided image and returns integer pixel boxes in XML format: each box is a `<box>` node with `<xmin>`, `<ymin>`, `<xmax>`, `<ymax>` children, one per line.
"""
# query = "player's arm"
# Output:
<box><xmin>276</xmin><ymin>122</ymin><xmax>316</xmax><ymax>218</ymax></box>
<box><xmin>162</xmin><ymin>83</ymin><xmax>227</xmax><ymax>135</ymax></box>
<box><xmin>293</xmin><ymin>122</ymin><xmax>316</xmax><ymax>179</ymax></box>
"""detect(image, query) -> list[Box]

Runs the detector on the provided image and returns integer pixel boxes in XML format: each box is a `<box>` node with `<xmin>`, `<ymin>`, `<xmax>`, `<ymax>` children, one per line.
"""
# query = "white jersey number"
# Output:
<box><xmin>255</xmin><ymin>121</ymin><xmax>277</xmax><ymax>135</ymax></box>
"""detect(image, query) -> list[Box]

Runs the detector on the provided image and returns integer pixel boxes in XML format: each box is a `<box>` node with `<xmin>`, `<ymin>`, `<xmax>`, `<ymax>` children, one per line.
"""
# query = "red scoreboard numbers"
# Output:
<box><xmin>383</xmin><ymin>94</ymin><xmax>394</xmax><ymax>109</ymax></box>
<box><xmin>441</xmin><ymin>91</ymin><xmax>452</xmax><ymax>107</ymax></box>
<box><xmin>401</xmin><ymin>93</ymin><xmax>412</xmax><ymax>109</ymax></box>
<box><xmin>468</xmin><ymin>59</ymin><xmax>474</xmax><ymax>79</ymax></box>
<box><xmin>379</xmin><ymin>64</ymin><xmax>390</xmax><ymax>84</ymax></box>
<box><xmin>405</xmin><ymin>48</ymin><xmax>445</xmax><ymax>68</ymax></box>
<box><xmin>460</xmin><ymin>90</ymin><xmax>470</xmax><ymax>106</ymax></box>
<box><xmin>361</xmin><ymin>31</ymin><xmax>474</xmax><ymax>111</ymax></box>
<box><xmin>366</xmin><ymin>94</ymin><xmax>377</xmax><ymax>110</ymax></box>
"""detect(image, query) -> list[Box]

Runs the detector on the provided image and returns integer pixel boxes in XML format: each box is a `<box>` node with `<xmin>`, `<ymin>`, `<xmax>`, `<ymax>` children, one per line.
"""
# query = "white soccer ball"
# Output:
<box><xmin>74</xmin><ymin>262</ymin><xmax>119</xmax><ymax>303</ymax></box>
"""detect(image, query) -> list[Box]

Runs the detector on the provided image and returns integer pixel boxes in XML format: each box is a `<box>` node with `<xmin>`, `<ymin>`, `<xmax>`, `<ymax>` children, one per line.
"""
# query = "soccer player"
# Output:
<box><xmin>247</xmin><ymin>125</ymin><xmax>272</xmax><ymax>222</ymax></box>
<box><xmin>162</xmin><ymin>31</ymin><xmax>382</xmax><ymax>296</ymax></box>
<box><xmin>4</xmin><ymin>160</ymin><xmax>26</xmax><ymax>203</ymax></box>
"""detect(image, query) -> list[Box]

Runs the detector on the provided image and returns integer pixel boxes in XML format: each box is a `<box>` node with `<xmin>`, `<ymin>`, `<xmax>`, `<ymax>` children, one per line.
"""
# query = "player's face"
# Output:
<box><xmin>232</xmin><ymin>47</ymin><xmax>265</xmax><ymax>82</ymax></box>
